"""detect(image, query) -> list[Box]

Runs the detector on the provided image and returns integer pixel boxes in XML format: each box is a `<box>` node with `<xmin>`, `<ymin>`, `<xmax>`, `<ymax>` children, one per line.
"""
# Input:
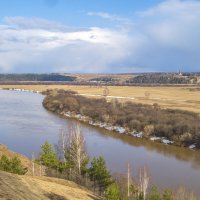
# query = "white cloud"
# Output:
<box><xmin>4</xmin><ymin>16</ymin><xmax>66</xmax><ymax>30</ymax></box>
<box><xmin>0</xmin><ymin>17</ymin><xmax>131</xmax><ymax>72</ymax></box>
<box><xmin>87</xmin><ymin>12</ymin><xmax>131</xmax><ymax>24</ymax></box>
<box><xmin>131</xmin><ymin>0</ymin><xmax>200</xmax><ymax>71</ymax></box>
<box><xmin>138</xmin><ymin>0</ymin><xmax>200</xmax><ymax>49</ymax></box>
<box><xmin>1</xmin><ymin>0</ymin><xmax>200</xmax><ymax>73</ymax></box>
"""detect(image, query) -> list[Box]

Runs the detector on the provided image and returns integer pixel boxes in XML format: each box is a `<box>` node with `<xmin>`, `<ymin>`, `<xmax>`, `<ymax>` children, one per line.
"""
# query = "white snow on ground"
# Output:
<box><xmin>78</xmin><ymin>93</ymin><xmax>135</xmax><ymax>100</ymax></box>
<box><xmin>189</xmin><ymin>144</ymin><xmax>196</xmax><ymax>149</ymax></box>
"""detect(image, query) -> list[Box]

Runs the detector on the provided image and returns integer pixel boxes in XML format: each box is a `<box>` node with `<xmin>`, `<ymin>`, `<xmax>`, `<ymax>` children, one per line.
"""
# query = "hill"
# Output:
<box><xmin>0</xmin><ymin>170</ymin><xmax>98</xmax><ymax>200</ymax></box>
<box><xmin>0</xmin><ymin>144</ymin><xmax>99</xmax><ymax>200</ymax></box>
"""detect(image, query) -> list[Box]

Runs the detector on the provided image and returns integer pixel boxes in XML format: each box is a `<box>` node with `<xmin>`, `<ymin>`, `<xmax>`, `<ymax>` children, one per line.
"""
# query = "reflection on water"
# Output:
<box><xmin>98</xmin><ymin>129</ymin><xmax>200</xmax><ymax>170</ymax></box>
<box><xmin>0</xmin><ymin>90</ymin><xmax>200</xmax><ymax>195</ymax></box>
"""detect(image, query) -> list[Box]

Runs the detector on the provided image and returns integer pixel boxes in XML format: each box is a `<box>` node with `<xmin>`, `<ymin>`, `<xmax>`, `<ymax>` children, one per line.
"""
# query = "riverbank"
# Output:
<box><xmin>61</xmin><ymin>111</ymin><xmax>177</xmax><ymax>145</ymax></box>
<box><xmin>60</xmin><ymin>111</ymin><xmax>199</xmax><ymax>150</ymax></box>
<box><xmin>0</xmin><ymin>87</ymin><xmax>41</xmax><ymax>94</ymax></box>
<box><xmin>43</xmin><ymin>89</ymin><xmax>200</xmax><ymax>151</ymax></box>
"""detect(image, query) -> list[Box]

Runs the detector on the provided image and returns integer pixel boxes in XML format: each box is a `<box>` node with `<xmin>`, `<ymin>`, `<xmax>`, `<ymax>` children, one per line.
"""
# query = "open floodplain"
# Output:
<box><xmin>1</xmin><ymin>84</ymin><xmax>200</xmax><ymax>113</ymax></box>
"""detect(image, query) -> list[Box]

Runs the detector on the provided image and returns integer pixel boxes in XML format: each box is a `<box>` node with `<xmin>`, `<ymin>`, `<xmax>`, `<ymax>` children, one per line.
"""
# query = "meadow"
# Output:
<box><xmin>1</xmin><ymin>84</ymin><xmax>200</xmax><ymax>113</ymax></box>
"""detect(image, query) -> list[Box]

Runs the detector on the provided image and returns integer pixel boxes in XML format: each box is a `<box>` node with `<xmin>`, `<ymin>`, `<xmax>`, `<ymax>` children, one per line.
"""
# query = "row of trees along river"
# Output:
<box><xmin>43</xmin><ymin>89</ymin><xmax>200</xmax><ymax>148</ymax></box>
<box><xmin>29</xmin><ymin>124</ymin><xmax>198</xmax><ymax>200</ymax></box>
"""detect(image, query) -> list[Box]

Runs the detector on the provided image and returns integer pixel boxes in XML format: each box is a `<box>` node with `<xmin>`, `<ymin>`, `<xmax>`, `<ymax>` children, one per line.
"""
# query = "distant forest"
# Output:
<box><xmin>127</xmin><ymin>73</ymin><xmax>198</xmax><ymax>84</ymax></box>
<box><xmin>0</xmin><ymin>74</ymin><xmax>76</xmax><ymax>82</ymax></box>
<box><xmin>43</xmin><ymin>89</ymin><xmax>200</xmax><ymax>148</ymax></box>
<box><xmin>0</xmin><ymin>73</ymin><xmax>200</xmax><ymax>85</ymax></box>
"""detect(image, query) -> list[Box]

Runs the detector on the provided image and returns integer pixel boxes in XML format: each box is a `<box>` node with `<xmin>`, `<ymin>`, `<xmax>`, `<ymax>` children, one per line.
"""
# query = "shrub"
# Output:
<box><xmin>0</xmin><ymin>155</ymin><xmax>27</xmax><ymax>175</ymax></box>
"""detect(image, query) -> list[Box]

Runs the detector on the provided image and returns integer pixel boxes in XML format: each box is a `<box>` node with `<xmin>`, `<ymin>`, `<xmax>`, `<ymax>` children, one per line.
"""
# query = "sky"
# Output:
<box><xmin>0</xmin><ymin>0</ymin><xmax>200</xmax><ymax>73</ymax></box>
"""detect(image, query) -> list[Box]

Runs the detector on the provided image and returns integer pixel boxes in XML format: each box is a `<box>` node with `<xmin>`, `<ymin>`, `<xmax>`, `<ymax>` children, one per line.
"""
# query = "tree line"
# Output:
<box><xmin>0</xmin><ymin>74</ymin><xmax>76</xmax><ymax>82</ymax></box>
<box><xmin>127</xmin><ymin>74</ymin><xmax>194</xmax><ymax>84</ymax></box>
<box><xmin>43</xmin><ymin>89</ymin><xmax>200</xmax><ymax>148</ymax></box>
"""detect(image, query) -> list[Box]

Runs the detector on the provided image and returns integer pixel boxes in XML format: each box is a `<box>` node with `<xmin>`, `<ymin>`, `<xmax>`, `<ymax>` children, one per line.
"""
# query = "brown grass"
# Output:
<box><xmin>1</xmin><ymin>84</ymin><xmax>200</xmax><ymax>113</ymax></box>
<box><xmin>0</xmin><ymin>170</ymin><xmax>98</xmax><ymax>200</ymax></box>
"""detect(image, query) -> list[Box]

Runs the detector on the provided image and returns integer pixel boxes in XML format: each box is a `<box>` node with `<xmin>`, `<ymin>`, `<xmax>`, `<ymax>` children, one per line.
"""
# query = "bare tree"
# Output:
<box><xmin>56</xmin><ymin>129</ymin><xmax>68</xmax><ymax>164</ymax></box>
<box><xmin>127</xmin><ymin>162</ymin><xmax>131</xmax><ymax>197</ymax></box>
<box><xmin>40</xmin><ymin>161</ymin><xmax>42</xmax><ymax>176</ymax></box>
<box><xmin>55</xmin><ymin>124</ymin><xmax>89</xmax><ymax>182</ymax></box>
<box><xmin>69</xmin><ymin>124</ymin><xmax>89</xmax><ymax>176</ymax></box>
<box><xmin>138</xmin><ymin>166</ymin><xmax>150</xmax><ymax>200</ymax></box>
<box><xmin>32</xmin><ymin>152</ymin><xmax>35</xmax><ymax>176</ymax></box>
<box><xmin>103</xmin><ymin>87</ymin><xmax>110</xmax><ymax>97</ymax></box>
<box><xmin>174</xmin><ymin>186</ymin><xmax>197</xmax><ymax>200</ymax></box>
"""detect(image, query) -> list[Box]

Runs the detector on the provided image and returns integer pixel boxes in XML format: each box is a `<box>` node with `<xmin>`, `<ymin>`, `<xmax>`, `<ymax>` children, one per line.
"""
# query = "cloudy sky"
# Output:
<box><xmin>0</xmin><ymin>0</ymin><xmax>200</xmax><ymax>73</ymax></box>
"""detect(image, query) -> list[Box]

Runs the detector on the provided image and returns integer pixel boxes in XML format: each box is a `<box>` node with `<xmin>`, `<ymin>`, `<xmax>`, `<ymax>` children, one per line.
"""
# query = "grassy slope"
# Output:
<box><xmin>0</xmin><ymin>144</ymin><xmax>99</xmax><ymax>200</ymax></box>
<box><xmin>0</xmin><ymin>171</ymin><xmax>98</xmax><ymax>200</ymax></box>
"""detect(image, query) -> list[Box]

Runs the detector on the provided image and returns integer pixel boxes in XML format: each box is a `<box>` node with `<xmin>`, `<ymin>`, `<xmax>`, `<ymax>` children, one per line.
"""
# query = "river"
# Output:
<box><xmin>0</xmin><ymin>89</ymin><xmax>200</xmax><ymax>195</ymax></box>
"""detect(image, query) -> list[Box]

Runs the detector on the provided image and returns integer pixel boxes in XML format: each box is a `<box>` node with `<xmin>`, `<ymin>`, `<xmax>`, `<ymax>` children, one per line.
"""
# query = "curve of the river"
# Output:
<box><xmin>0</xmin><ymin>90</ymin><xmax>200</xmax><ymax>195</ymax></box>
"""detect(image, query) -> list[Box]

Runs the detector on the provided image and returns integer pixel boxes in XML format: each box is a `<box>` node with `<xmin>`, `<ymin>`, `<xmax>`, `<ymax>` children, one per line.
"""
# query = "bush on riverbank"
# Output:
<box><xmin>43</xmin><ymin>89</ymin><xmax>200</xmax><ymax>148</ymax></box>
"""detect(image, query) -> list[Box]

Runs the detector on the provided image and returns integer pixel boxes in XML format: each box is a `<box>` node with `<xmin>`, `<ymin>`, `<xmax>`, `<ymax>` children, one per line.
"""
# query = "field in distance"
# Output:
<box><xmin>1</xmin><ymin>84</ymin><xmax>200</xmax><ymax>114</ymax></box>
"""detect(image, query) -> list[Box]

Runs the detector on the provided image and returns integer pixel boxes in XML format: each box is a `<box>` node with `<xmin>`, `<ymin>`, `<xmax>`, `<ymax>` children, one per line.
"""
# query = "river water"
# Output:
<box><xmin>0</xmin><ymin>90</ymin><xmax>200</xmax><ymax>195</ymax></box>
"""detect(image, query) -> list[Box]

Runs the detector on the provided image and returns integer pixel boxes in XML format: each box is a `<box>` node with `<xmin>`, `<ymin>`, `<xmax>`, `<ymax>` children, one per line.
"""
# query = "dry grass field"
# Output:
<box><xmin>62</xmin><ymin>73</ymin><xmax>135</xmax><ymax>82</ymax></box>
<box><xmin>1</xmin><ymin>84</ymin><xmax>200</xmax><ymax>113</ymax></box>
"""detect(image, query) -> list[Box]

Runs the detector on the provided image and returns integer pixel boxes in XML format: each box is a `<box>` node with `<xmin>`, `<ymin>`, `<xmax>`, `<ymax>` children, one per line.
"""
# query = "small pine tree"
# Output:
<box><xmin>89</xmin><ymin>156</ymin><xmax>113</xmax><ymax>194</ymax></box>
<box><xmin>10</xmin><ymin>156</ymin><xmax>28</xmax><ymax>175</ymax></box>
<box><xmin>103</xmin><ymin>182</ymin><xmax>121</xmax><ymax>200</ymax></box>
<box><xmin>39</xmin><ymin>141</ymin><xmax>57</xmax><ymax>167</ymax></box>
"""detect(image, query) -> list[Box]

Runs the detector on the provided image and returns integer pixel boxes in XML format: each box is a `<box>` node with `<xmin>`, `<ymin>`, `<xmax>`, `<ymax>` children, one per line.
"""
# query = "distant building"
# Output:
<box><xmin>178</xmin><ymin>70</ymin><xmax>182</xmax><ymax>76</ymax></box>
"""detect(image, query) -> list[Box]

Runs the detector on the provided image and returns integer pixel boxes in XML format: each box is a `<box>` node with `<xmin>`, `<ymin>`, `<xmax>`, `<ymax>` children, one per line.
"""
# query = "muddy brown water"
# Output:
<box><xmin>0</xmin><ymin>90</ymin><xmax>200</xmax><ymax>195</ymax></box>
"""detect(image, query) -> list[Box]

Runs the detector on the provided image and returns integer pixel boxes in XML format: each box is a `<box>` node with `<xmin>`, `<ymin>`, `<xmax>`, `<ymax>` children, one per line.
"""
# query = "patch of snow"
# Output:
<box><xmin>162</xmin><ymin>139</ymin><xmax>174</xmax><ymax>145</ymax></box>
<box><xmin>132</xmin><ymin>132</ymin><xmax>143</xmax><ymax>138</ymax></box>
<box><xmin>150</xmin><ymin>137</ymin><xmax>161</xmax><ymax>141</ymax></box>
<box><xmin>189</xmin><ymin>144</ymin><xmax>196</xmax><ymax>149</ymax></box>
<box><xmin>115</xmin><ymin>127</ymin><xmax>126</xmax><ymax>134</ymax></box>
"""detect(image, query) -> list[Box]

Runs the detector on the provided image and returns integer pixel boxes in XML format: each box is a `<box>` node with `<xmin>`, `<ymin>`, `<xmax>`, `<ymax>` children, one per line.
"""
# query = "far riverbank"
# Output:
<box><xmin>42</xmin><ymin>89</ymin><xmax>200</xmax><ymax>151</ymax></box>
